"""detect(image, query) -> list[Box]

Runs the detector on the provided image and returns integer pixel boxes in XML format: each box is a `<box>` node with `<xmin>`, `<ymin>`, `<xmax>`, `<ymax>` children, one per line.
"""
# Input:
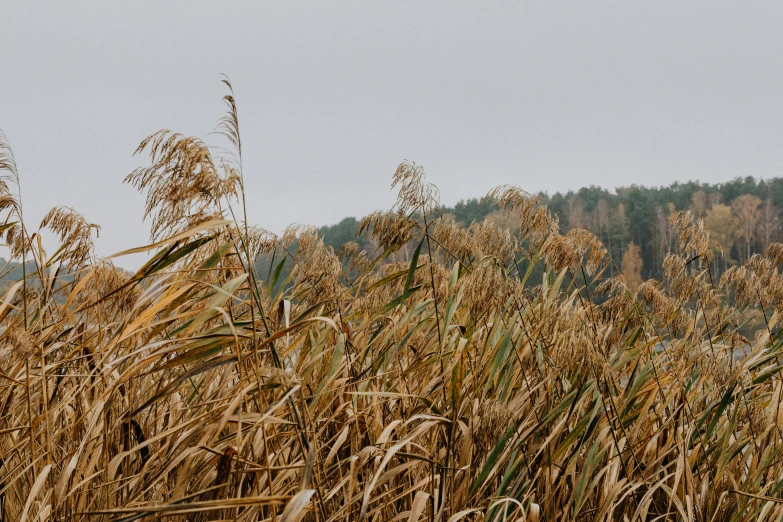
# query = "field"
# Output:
<box><xmin>3</xmin><ymin>84</ymin><xmax>783</xmax><ymax>521</ymax></box>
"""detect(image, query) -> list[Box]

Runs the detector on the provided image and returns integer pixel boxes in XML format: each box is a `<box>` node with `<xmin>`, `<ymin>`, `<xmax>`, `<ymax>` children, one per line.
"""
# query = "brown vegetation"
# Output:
<box><xmin>3</xmin><ymin>84</ymin><xmax>783</xmax><ymax>521</ymax></box>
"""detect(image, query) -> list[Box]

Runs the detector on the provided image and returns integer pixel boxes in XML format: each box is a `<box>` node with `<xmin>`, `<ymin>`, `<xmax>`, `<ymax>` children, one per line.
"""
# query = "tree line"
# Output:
<box><xmin>6</xmin><ymin>175</ymin><xmax>777</xmax><ymax>290</ymax></box>
<box><xmin>315</xmin><ymin>175</ymin><xmax>783</xmax><ymax>286</ymax></box>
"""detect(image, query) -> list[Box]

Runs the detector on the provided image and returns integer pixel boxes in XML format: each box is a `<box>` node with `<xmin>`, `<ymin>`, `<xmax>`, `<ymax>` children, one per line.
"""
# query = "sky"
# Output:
<box><xmin>2</xmin><ymin>1</ymin><xmax>783</xmax><ymax>268</ymax></box>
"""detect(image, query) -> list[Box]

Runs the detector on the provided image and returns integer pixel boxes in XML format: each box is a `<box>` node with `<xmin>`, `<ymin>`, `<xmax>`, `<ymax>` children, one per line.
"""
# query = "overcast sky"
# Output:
<box><xmin>3</xmin><ymin>2</ymin><xmax>783</xmax><ymax>267</ymax></box>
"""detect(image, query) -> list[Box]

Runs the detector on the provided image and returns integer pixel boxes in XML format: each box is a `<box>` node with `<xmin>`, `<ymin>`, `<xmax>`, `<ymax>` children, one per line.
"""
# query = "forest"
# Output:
<box><xmin>317</xmin><ymin>175</ymin><xmax>783</xmax><ymax>288</ymax></box>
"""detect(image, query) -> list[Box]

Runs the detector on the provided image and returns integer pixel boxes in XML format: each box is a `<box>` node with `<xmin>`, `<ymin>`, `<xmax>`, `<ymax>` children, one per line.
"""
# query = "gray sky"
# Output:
<box><xmin>3</xmin><ymin>1</ymin><xmax>783</xmax><ymax>267</ymax></box>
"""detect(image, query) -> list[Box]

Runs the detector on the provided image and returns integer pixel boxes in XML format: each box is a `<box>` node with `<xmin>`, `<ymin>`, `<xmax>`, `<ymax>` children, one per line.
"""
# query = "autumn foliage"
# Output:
<box><xmin>4</xmin><ymin>84</ymin><xmax>783</xmax><ymax>521</ymax></box>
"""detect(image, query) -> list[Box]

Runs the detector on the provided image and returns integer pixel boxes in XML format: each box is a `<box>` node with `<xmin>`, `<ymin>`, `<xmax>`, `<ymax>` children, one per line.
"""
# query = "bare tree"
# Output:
<box><xmin>654</xmin><ymin>202</ymin><xmax>676</xmax><ymax>267</ymax></box>
<box><xmin>708</xmin><ymin>192</ymin><xmax>723</xmax><ymax>207</ymax></box>
<box><xmin>732</xmin><ymin>194</ymin><xmax>762</xmax><ymax>263</ymax></box>
<box><xmin>758</xmin><ymin>198</ymin><xmax>781</xmax><ymax>252</ymax></box>
<box><xmin>564</xmin><ymin>195</ymin><xmax>588</xmax><ymax>230</ymax></box>
<box><xmin>705</xmin><ymin>203</ymin><xmax>735</xmax><ymax>274</ymax></box>
<box><xmin>593</xmin><ymin>199</ymin><xmax>610</xmax><ymax>245</ymax></box>
<box><xmin>690</xmin><ymin>190</ymin><xmax>709</xmax><ymax>218</ymax></box>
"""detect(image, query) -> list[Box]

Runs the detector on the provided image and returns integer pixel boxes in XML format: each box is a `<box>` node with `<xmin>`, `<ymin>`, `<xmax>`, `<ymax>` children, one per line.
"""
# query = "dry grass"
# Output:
<box><xmin>3</xmin><ymin>84</ymin><xmax>783</xmax><ymax>521</ymax></box>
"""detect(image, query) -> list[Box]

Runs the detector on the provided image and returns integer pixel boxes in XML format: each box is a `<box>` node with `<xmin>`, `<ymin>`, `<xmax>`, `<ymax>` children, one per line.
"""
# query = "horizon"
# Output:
<box><xmin>5</xmin><ymin>2</ymin><xmax>783</xmax><ymax>268</ymax></box>
<box><xmin>0</xmin><ymin>172</ymin><xmax>778</xmax><ymax>275</ymax></box>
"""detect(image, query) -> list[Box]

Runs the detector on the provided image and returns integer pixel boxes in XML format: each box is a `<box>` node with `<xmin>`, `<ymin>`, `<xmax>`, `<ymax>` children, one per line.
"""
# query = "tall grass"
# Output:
<box><xmin>3</xmin><ymin>84</ymin><xmax>783</xmax><ymax>521</ymax></box>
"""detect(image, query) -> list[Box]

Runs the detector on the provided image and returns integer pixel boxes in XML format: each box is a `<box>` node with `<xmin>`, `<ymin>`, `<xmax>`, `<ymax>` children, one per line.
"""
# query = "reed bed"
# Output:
<box><xmin>3</xmin><ymin>84</ymin><xmax>783</xmax><ymax>521</ymax></box>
